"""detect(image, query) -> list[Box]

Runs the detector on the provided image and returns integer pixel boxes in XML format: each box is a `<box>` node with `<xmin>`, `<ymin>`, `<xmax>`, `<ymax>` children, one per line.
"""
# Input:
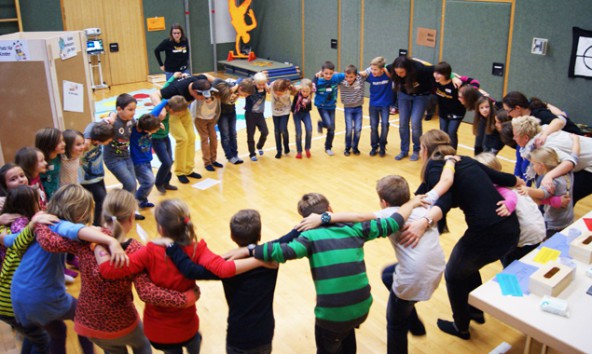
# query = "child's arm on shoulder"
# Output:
<box><xmin>159</xmin><ymin>241</ymin><xmax>218</xmax><ymax>280</ymax></box>
<box><xmin>296</xmin><ymin>212</ymin><xmax>376</xmax><ymax>231</ymax></box>
<box><xmin>134</xmin><ymin>272</ymin><xmax>200</xmax><ymax>309</ymax></box>
<box><xmin>571</xmin><ymin>133</ymin><xmax>580</xmax><ymax>158</ymax></box>
<box><xmin>95</xmin><ymin>244</ymin><xmax>147</xmax><ymax>279</ymax></box>
<box><xmin>495</xmin><ymin>186</ymin><xmax>517</xmax><ymax>217</ymax></box>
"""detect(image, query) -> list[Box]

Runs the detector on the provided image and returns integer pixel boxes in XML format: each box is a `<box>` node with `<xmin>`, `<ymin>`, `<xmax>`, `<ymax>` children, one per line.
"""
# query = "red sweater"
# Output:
<box><xmin>36</xmin><ymin>227</ymin><xmax>194</xmax><ymax>339</ymax></box>
<box><xmin>99</xmin><ymin>239</ymin><xmax>237</xmax><ymax>344</ymax></box>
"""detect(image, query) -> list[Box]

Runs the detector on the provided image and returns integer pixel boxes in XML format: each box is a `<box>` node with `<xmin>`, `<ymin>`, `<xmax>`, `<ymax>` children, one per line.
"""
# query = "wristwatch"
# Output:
<box><xmin>247</xmin><ymin>243</ymin><xmax>256</xmax><ymax>257</ymax></box>
<box><xmin>321</xmin><ymin>212</ymin><xmax>332</xmax><ymax>225</ymax></box>
<box><xmin>422</xmin><ymin>216</ymin><xmax>434</xmax><ymax>228</ymax></box>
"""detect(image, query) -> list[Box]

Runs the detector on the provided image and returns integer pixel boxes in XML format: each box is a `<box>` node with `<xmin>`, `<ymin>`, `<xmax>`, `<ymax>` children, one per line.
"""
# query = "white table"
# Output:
<box><xmin>469</xmin><ymin>211</ymin><xmax>592</xmax><ymax>354</ymax></box>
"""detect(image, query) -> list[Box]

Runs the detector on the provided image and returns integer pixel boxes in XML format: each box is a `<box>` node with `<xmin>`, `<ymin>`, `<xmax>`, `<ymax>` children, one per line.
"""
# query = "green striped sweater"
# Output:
<box><xmin>0</xmin><ymin>225</ymin><xmax>35</xmax><ymax>317</ymax></box>
<box><xmin>254</xmin><ymin>212</ymin><xmax>404</xmax><ymax>332</ymax></box>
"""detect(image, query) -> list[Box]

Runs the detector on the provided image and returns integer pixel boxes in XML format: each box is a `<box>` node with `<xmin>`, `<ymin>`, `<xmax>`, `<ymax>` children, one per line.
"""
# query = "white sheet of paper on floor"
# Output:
<box><xmin>192</xmin><ymin>178</ymin><xmax>220</xmax><ymax>190</ymax></box>
<box><xmin>136</xmin><ymin>223</ymin><xmax>148</xmax><ymax>242</ymax></box>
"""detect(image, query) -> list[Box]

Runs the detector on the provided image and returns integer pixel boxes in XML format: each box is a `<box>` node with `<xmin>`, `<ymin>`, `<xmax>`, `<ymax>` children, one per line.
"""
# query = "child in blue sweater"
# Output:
<box><xmin>314</xmin><ymin>61</ymin><xmax>345</xmax><ymax>156</ymax></box>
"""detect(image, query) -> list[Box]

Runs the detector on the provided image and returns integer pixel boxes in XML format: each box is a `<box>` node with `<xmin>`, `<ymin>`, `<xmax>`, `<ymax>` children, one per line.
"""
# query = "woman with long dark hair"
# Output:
<box><xmin>154</xmin><ymin>24</ymin><xmax>190</xmax><ymax>80</ymax></box>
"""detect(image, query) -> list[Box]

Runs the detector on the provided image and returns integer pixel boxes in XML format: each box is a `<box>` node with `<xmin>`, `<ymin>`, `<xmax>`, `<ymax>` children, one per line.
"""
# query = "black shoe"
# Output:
<box><xmin>353</xmin><ymin>149</ymin><xmax>361</xmax><ymax>155</ymax></box>
<box><xmin>275</xmin><ymin>152</ymin><xmax>282</xmax><ymax>159</ymax></box>
<box><xmin>470</xmin><ymin>312</ymin><xmax>485</xmax><ymax>324</ymax></box>
<box><xmin>177</xmin><ymin>175</ymin><xmax>190</xmax><ymax>184</ymax></box>
<box><xmin>212</xmin><ymin>161</ymin><xmax>224</xmax><ymax>168</ymax></box>
<box><xmin>379</xmin><ymin>148</ymin><xmax>386</xmax><ymax>157</ymax></box>
<box><xmin>344</xmin><ymin>150</ymin><xmax>351</xmax><ymax>156</ymax></box>
<box><xmin>164</xmin><ymin>184</ymin><xmax>178</xmax><ymax>191</ymax></box>
<box><xmin>408</xmin><ymin>319</ymin><xmax>427</xmax><ymax>336</ymax></box>
<box><xmin>437</xmin><ymin>319</ymin><xmax>470</xmax><ymax>340</ymax></box>
<box><xmin>134</xmin><ymin>213</ymin><xmax>146</xmax><ymax>221</ymax></box>
<box><xmin>187</xmin><ymin>172</ymin><xmax>202</xmax><ymax>179</ymax></box>
<box><xmin>155</xmin><ymin>185</ymin><xmax>166</xmax><ymax>194</ymax></box>
<box><xmin>205</xmin><ymin>165</ymin><xmax>215</xmax><ymax>172</ymax></box>
<box><xmin>369</xmin><ymin>149</ymin><xmax>377</xmax><ymax>156</ymax></box>
<box><xmin>424</xmin><ymin>114</ymin><xmax>434</xmax><ymax>121</ymax></box>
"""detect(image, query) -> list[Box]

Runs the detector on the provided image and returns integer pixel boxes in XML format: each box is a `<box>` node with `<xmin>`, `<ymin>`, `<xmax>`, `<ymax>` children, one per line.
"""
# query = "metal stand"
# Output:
<box><xmin>88</xmin><ymin>53</ymin><xmax>108</xmax><ymax>91</ymax></box>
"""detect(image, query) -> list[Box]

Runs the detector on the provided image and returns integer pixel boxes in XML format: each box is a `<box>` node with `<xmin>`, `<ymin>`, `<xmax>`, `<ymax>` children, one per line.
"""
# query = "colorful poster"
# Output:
<box><xmin>0</xmin><ymin>40</ymin><xmax>30</xmax><ymax>62</ymax></box>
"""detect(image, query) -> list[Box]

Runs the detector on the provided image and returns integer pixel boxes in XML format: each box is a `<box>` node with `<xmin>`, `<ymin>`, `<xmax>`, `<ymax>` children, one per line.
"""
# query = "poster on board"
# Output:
<box><xmin>63</xmin><ymin>80</ymin><xmax>84</xmax><ymax>112</ymax></box>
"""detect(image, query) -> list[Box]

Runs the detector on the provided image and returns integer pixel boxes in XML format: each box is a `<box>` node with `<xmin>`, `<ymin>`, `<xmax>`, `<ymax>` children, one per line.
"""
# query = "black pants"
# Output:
<box><xmin>245</xmin><ymin>112</ymin><xmax>269</xmax><ymax>157</ymax></box>
<box><xmin>82</xmin><ymin>180</ymin><xmax>107</xmax><ymax>226</ymax></box>
<box><xmin>573</xmin><ymin>170</ymin><xmax>592</xmax><ymax>206</ymax></box>
<box><xmin>314</xmin><ymin>325</ymin><xmax>356</xmax><ymax>354</ymax></box>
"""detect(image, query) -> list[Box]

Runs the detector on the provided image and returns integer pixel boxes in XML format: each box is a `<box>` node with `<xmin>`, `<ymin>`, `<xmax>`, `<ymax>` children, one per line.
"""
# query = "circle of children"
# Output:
<box><xmin>0</xmin><ymin>52</ymin><xmax>590</xmax><ymax>354</ymax></box>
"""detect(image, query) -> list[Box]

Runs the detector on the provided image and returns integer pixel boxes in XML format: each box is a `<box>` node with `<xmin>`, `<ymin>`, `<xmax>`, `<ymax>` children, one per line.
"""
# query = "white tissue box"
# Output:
<box><xmin>569</xmin><ymin>233</ymin><xmax>592</xmax><ymax>264</ymax></box>
<box><xmin>529</xmin><ymin>262</ymin><xmax>575</xmax><ymax>297</ymax></box>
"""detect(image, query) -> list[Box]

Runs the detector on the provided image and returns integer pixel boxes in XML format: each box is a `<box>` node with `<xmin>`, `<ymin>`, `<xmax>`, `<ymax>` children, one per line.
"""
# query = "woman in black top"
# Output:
<box><xmin>390</xmin><ymin>56</ymin><xmax>435</xmax><ymax>161</ymax></box>
<box><xmin>400</xmin><ymin>129</ymin><xmax>522</xmax><ymax>340</ymax></box>
<box><xmin>154</xmin><ymin>24</ymin><xmax>190</xmax><ymax>80</ymax></box>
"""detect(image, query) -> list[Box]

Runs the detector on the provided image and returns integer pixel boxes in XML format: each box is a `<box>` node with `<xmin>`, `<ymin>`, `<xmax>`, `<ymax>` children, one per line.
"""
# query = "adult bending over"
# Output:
<box><xmin>401</xmin><ymin>130</ymin><xmax>522</xmax><ymax>340</ymax></box>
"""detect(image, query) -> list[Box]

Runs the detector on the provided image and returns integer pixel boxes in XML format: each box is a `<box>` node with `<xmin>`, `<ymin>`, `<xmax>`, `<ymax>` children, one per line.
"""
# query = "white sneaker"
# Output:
<box><xmin>325</xmin><ymin>149</ymin><xmax>334</xmax><ymax>156</ymax></box>
<box><xmin>65</xmin><ymin>274</ymin><xmax>75</xmax><ymax>284</ymax></box>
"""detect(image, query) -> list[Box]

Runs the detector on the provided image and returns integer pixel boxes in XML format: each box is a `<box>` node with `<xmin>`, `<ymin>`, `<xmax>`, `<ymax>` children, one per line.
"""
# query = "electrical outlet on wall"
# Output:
<box><xmin>532</xmin><ymin>38</ymin><xmax>548</xmax><ymax>55</ymax></box>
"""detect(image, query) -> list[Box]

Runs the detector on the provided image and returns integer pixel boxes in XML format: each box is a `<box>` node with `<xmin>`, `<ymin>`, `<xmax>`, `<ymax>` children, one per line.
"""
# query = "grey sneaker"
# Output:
<box><xmin>229</xmin><ymin>156</ymin><xmax>239</xmax><ymax>164</ymax></box>
<box><xmin>325</xmin><ymin>149</ymin><xmax>334</xmax><ymax>156</ymax></box>
<box><xmin>410</xmin><ymin>152</ymin><xmax>420</xmax><ymax>161</ymax></box>
<box><xmin>395</xmin><ymin>152</ymin><xmax>408</xmax><ymax>161</ymax></box>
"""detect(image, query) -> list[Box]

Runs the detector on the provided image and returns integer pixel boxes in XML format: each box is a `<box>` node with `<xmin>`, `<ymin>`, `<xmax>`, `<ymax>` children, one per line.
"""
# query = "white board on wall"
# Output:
<box><xmin>209</xmin><ymin>0</ymin><xmax>237</xmax><ymax>44</ymax></box>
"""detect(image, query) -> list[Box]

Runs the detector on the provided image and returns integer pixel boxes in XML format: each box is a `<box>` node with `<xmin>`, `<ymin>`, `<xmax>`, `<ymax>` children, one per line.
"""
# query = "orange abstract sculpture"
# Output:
<box><xmin>227</xmin><ymin>0</ymin><xmax>257</xmax><ymax>61</ymax></box>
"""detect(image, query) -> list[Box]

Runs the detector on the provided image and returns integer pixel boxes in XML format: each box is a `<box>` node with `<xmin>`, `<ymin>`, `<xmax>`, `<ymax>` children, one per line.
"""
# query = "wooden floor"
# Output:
<box><xmin>2</xmin><ymin>79</ymin><xmax>589</xmax><ymax>353</ymax></box>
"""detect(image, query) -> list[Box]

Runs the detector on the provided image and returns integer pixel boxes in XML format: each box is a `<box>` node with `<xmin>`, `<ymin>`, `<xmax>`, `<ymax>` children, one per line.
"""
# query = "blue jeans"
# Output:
<box><xmin>152</xmin><ymin>332</ymin><xmax>202</xmax><ymax>354</ymax></box>
<box><xmin>105</xmin><ymin>158</ymin><xmax>136</xmax><ymax>193</ymax></box>
<box><xmin>153</xmin><ymin>136</ymin><xmax>173</xmax><ymax>187</ymax></box>
<box><xmin>382</xmin><ymin>264</ymin><xmax>420</xmax><ymax>354</ymax></box>
<box><xmin>344</xmin><ymin>106</ymin><xmax>362</xmax><ymax>151</ymax></box>
<box><xmin>397</xmin><ymin>93</ymin><xmax>428</xmax><ymax>154</ymax></box>
<box><xmin>272</xmin><ymin>114</ymin><xmax>290</xmax><ymax>154</ymax></box>
<box><xmin>134</xmin><ymin>162</ymin><xmax>155</xmax><ymax>203</ymax></box>
<box><xmin>218</xmin><ymin>111</ymin><xmax>239</xmax><ymax>160</ymax></box>
<box><xmin>165</xmin><ymin>68</ymin><xmax>190</xmax><ymax>80</ymax></box>
<box><xmin>439</xmin><ymin>116</ymin><xmax>463</xmax><ymax>151</ymax></box>
<box><xmin>369</xmin><ymin>105</ymin><xmax>390</xmax><ymax>150</ymax></box>
<box><xmin>317</xmin><ymin>108</ymin><xmax>336</xmax><ymax>150</ymax></box>
<box><xmin>293</xmin><ymin>111</ymin><xmax>312</xmax><ymax>152</ymax></box>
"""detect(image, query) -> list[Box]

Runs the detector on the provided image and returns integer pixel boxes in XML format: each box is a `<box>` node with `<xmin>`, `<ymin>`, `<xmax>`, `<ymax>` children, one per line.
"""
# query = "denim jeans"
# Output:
<box><xmin>293</xmin><ymin>111</ymin><xmax>312</xmax><ymax>152</ymax></box>
<box><xmin>397</xmin><ymin>93</ymin><xmax>428</xmax><ymax>154</ymax></box>
<box><xmin>134</xmin><ymin>162</ymin><xmax>155</xmax><ymax>203</ymax></box>
<box><xmin>381</xmin><ymin>264</ymin><xmax>419</xmax><ymax>354</ymax></box>
<box><xmin>43</xmin><ymin>298</ymin><xmax>94</xmax><ymax>354</ymax></box>
<box><xmin>218</xmin><ymin>111</ymin><xmax>239</xmax><ymax>160</ymax></box>
<box><xmin>369</xmin><ymin>105</ymin><xmax>390</xmax><ymax>150</ymax></box>
<box><xmin>152</xmin><ymin>332</ymin><xmax>202</xmax><ymax>354</ymax></box>
<box><xmin>314</xmin><ymin>325</ymin><xmax>356</xmax><ymax>354</ymax></box>
<box><xmin>105</xmin><ymin>158</ymin><xmax>137</xmax><ymax>193</ymax></box>
<box><xmin>317</xmin><ymin>108</ymin><xmax>336</xmax><ymax>150</ymax></box>
<box><xmin>445</xmin><ymin>214</ymin><xmax>519</xmax><ymax>331</ymax></box>
<box><xmin>272</xmin><ymin>114</ymin><xmax>290</xmax><ymax>154</ymax></box>
<box><xmin>153</xmin><ymin>136</ymin><xmax>173</xmax><ymax>187</ymax></box>
<box><xmin>245</xmin><ymin>112</ymin><xmax>269</xmax><ymax>157</ymax></box>
<box><xmin>165</xmin><ymin>68</ymin><xmax>190</xmax><ymax>81</ymax></box>
<box><xmin>344</xmin><ymin>106</ymin><xmax>362</xmax><ymax>151</ymax></box>
<box><xmin>81</xmin><ymin>180</ymin><xmax>106</xmax><ymax>226</ymax></box>
<box><xmin>90</xmin><ymin>322</ymin><xmax>151</xmax><ymax>354</ymax></box>
<box><xmin>0</xmin><ymin>315</ymin><xmax>49</xmax><ymax>354</ymax></box>
<box><xmin>439</xmin><ymin>116</ymin><xmax>463</xmax><ymax>151</ymax></box>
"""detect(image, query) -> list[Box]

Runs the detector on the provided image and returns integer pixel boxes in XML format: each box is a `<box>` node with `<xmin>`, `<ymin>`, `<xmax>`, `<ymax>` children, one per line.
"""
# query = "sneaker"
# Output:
<box><xmin>164</xmin><ymin>184</ymin><xmax>178</xmax><ymax>191</ymax></box>
<box><xmin>235</xmin><ymin>157</ymin><xmax>244</xmax><ymax>164</ymax></box>
<box><xmin>317</xmin><ymin>120</ymin><xmax>323</xmax><ymax>133</ymax></box>
<box><xmin>177</xmin><ymin>175</ymin><xmax>190</xmax><ymax>184</ymax></box>
<box><xmin>410</xmin><ymin>152</ymin><xmax>420</xmax><ymax>161</ymax></box>
<box><xmin>250</xmin><ymin>155</ymin><xmax>258</xmax><ymax>161</ymax></box>
<box><xmin>305</xmin><ymin>150</ymin><xmax>311</xmax><ymax>158</ymax></box>
<box><xmin>66</xmin><ymin>256</ymin><xmax>80</xmax><ymax>270</ymax></box>
<box><xmin>134</xmin><ymin>213</ymin><xmax>145</xmax><ymax>221</ymax></box>
<box><xmin>64</xmin><ymin>274</ymin><xmax>75</xmax><ymax>284</ymax></box>
<box><xmin>187</xmin><ymin>172</ymin><xmax>202</xmax><ymax>179</ymax></box>
<box><xmin>275</xmin><ymin>152</ymin><xmax>282</xmax><ymax>159</ymax></box>
<box><xmin>353</xmin><ymin>149</ymin><xmax>361</xmax><ymax>155</ymax></box>
<box><xmin>155</xmin><ymin>184</ymin><xmax>166</xmax><ymax>194</ymax></box>
<box><xmin>64</xmin><ymin>268</ymin><xmax>78</xmax><ymax>278</ymax></box>
<box><xmin>285</xmin><ymin>149</ymin><xmax>290</xmax><ymax>154</ymax></box>
<box><xmin>344</xmin><ymin>150</ymin><xmax>351</xmax><ymax>156</ymax></box>
<box><xmin>390</xmin><ymin>107</ymin><xmax>399</xmax><ymax>115</ymax></box>
<box><xmin>258</xmin><ymin>149</ymin><xmax>264</xmax><ymax>156</ymax></box>
<box><xmin>395</xmin><ymin>152</ymin><xmax>408</xmax><ymax>161</ymax></box>
<box><xmin>424</xmin><ymin>114</ymin><xmax>434</xmax><ymax>121</ymax></box>
<box><xmin>325</xmin><ymin>149</ymin><xmax>334</xmax><ymax>156</ymax></box>
<box><xmin>212</xmin><ymin>161</ymin><xmax>224</xmax><ymax>168</ymax></box>
<box><xmin>139</xmin><ymin>201</ymin><xmax>155</xmax><ymax>209</ymax></box>
<box><xmin>296</xmin><ymin>152</ymin><xmax>302</xmax><ymax>159</ymax></box>
<box><xmin>379</xmin><ymin>148</ymin><xmax>386</xmax><ymax>157</ymax></box>
<box><xmin>369</xmin><ymin>149</ymin><xmax>377</xmax><ymax>156</ymax></box>
<box><xmin>229</xmin><ymin>156</ymin><xmax>241</xmax><ymax>165</ymax></box>
<box><xmin>205</xmin><ymin>165</ymin><xmax>215</xmax><ymax>172</ymax></box>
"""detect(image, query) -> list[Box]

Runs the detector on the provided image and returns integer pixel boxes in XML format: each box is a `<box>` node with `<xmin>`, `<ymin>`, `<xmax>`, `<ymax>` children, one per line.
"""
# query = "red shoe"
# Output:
<box><xmin>305</xmin><ymin>150</ymin><xmax>311</xmax><ymax>158</ymax></box>
<box><xmin>296</xmin><ymin>152</ymin><xmax>302</xmax><ymax>159</ymax></box>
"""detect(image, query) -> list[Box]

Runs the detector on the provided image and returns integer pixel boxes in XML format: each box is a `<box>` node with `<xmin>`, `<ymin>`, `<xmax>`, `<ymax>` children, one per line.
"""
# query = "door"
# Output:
<box><xmin>103</xmin><ymin>0</ymin><xmax>148</xmax><ymax>85</ymax></box>
<box><xmin>303</xmin><ymin>1</ymin><xmax>338</xmax><ymax>78</ymax></box>
<box><xmin>440</xmin><ymin>0</ymin><xmax>511</xmax><ymax>102</ymax></box>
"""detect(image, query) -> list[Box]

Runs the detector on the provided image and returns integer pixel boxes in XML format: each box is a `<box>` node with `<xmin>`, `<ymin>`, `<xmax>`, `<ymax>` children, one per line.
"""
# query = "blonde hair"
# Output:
<box><xmin>167</xmin><ymin>95</ymin><xmax>188</xmax><ymax>112</ymax></box>
<box><xmin>297</xmin><ymin>193</ymin><xmax>330</xmax><ymax>217</ymax></box>
<box><xmin>253</xmin><ymin>72</ymin><xmax>268</xmax><ymax>84</ymax></box>
<box><xmin>155</xmin><ymin>199</ymin><xmax>197</xmax><ymax>246</ymax></box>
<box><xmin>102</xmin><ymin>189</ymin><xmax>136</xmax><ymax>241</ymax></box>
<box><xmin>419</xmin><ymin>130</ymin><xmax>456</xmax><ymax>182</ymax></box>
<box><xmin>511</xmin><ymin>116</ymin><xmax>542</xmax><ymax>140</ymax></box>
<box><xmin>46</xmin><ymin>184</ymin><xmax>94</xmax><ymax>225</ymax></box>
<box><xmin>370</xmin><ymin>56</ymin><xmax>386</xmax><ymax>68</ymax></box>
<box><xmin>530</xmin><ymin>147</ymin><xmax>560</xmax><ymax>171</ymax></box>
<box><xmin>474</xmin><ymin>152</ymin><xmax>502</xmax><ymax>171</ymax></box>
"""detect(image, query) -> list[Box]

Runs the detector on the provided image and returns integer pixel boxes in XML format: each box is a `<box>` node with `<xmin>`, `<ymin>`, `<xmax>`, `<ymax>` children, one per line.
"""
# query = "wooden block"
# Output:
<box><xmin>147</xmin><ymin>74</ymin><xmax>166</xmax><ymax>83</ymax></box>
<box><xmin>569</xmin><ymin>233</ymin><xmax>592</xmax><ymax>264</ymax></box>
<box><xmin>529</xmin><ymin>262</ymin><xmax>575</xmax><ymax>297</ymax></box>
